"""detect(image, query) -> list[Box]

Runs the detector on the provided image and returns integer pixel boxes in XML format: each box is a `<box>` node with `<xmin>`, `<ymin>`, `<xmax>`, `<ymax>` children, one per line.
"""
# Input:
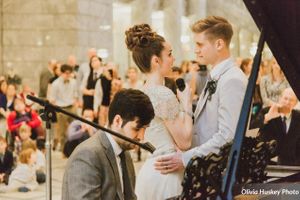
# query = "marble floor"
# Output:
<box><xmin>0</xmin><ymin>150</ymin><xmax>146</xmax><ymax>200</ymax></box>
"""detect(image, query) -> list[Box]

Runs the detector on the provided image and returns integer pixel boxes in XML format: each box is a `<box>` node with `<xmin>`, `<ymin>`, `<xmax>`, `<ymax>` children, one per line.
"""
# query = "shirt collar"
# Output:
<box><xmin>105</xmin><ymin>132</ymin><xmax>123</xmax><ymax>157</ymax></box>
<box><xmin>281</xmin><ymin>112</ymin><xmax>291</xmax><ymax>120</ymax></box>
<box><xmin>209</xmin><ymin>57</ymin><xmax>235</xmax><ymax>80</ymax></box>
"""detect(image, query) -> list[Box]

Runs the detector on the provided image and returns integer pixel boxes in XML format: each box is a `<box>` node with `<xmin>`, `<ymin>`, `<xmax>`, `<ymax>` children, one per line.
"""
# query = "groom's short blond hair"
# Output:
<box><xmin>192</xmin><ymin>16</ymin><xmax>233</xmax><ymax>47</ymax></box>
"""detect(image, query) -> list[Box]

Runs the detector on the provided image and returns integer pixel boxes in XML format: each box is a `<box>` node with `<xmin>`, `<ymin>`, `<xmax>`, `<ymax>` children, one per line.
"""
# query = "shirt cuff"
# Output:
<box><xmin>182</xmin><ymin>148</ymin><xmax>195</xmax><ymax>167</ymax></box>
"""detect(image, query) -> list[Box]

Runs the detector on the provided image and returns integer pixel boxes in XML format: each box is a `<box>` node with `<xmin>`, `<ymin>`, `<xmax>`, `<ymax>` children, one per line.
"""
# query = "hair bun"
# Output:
<box><xmin>125</xmin><ymin>24</ymin><xmax>156</xmax><ymax>51</ymax></box>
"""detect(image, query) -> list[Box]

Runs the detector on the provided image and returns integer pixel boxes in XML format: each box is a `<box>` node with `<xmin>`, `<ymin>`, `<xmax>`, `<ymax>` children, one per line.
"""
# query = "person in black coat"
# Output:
<box><xmin>0</xmin><ymin>136</ymin><xmax>14</xmax><ymax>185</ymax></box>
<box><xmin>258</xmin><ymin>88</ymin><xmax>300</xmax><ymax>166</ymax></box>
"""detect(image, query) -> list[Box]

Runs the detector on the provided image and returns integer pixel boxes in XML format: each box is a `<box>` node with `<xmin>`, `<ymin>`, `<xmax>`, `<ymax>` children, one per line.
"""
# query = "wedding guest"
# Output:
<box><xmin>0</xmin><ymin>136</ymin><xmax>13</xmax><ymax>185</ymax></box>
<box><xmin>0</xmin><ymin>148</ymin><xmax>38</xmax><ymax>193</ymax></box>
<box><xmin>63</xmin><ymin>109</ymin><xmax>97</xmax><ymax>157</ymax></box>
<box><xmin>49</xmin><ymin>64</ymin><xmax>78</xmax><ymax>151</ymax></box>
<box><xmin>260</xmin><ymin>58</ymin><xmax>289</xmax><ymax>107</ymax></box>
<box><xmin>258</xmin><ymin>88</ymin><xmax>300</xmax><ymax>166</ymax></box>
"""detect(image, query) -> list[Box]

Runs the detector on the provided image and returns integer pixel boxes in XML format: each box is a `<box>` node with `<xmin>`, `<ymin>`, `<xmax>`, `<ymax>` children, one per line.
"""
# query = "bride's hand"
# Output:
<box><xmin>177</xmin><ymin>84</ymin><xmax>192</xmax><ymax>111</ymax></box>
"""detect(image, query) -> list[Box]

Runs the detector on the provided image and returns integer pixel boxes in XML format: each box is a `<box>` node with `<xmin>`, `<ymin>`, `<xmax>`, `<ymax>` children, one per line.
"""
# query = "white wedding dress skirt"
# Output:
<box><xmin>135</xmin><ymin>152</ymin><xmax>184</xmax><ymax>200</ymax></box>
<box><xmin>135</xmin><ymin>85</ymin><xmax>185</xmax><ymax>200</ymax></box>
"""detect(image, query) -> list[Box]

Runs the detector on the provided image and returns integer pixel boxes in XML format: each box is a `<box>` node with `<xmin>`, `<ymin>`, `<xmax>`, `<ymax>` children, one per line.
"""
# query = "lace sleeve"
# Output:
<box><xmin>150</xmin><ymin>87</ymin><xmax>180</xmax><ymax>120</ymax></box>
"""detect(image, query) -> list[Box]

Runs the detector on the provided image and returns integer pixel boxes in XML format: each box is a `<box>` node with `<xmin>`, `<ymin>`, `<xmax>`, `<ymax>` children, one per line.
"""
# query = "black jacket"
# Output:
<box><xmin>258</xmin><ymin>109</ymin><xmax>300</xmax><ymax>166</ymax></box>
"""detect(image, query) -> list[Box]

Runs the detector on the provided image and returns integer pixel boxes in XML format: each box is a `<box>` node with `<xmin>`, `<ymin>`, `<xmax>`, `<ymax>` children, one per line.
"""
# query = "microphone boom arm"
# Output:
<box><xmin>27</xmin><ymin>95</ymin><xmax>156</xmax><ymax>153</ymax></box>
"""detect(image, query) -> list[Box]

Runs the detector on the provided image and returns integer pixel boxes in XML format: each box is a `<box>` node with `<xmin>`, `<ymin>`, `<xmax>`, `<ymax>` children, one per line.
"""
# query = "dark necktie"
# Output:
<box><xmin>282</xmin><ymin>116</ymin><xmax>287</xmax><ymax>134</ymax></box>
<box><xmin>120</xmin><ymin>151</ymin><xmax>130</xmax><ymax>199</ymax></box>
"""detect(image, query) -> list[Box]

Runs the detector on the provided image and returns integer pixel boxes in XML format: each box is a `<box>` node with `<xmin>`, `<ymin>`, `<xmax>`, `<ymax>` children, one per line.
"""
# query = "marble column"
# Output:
<box><xmin>239</xmin><ymin>29</ymin><xmax>253</xmax><ymax>58</ymax></box>
<box><xmin>188</xmin><ymin>0</ymin><xmax>207</xmax><ymax>22</ymax></box>
<box><xmin>131</xmin><ymin>0</ymin><xmax>154</xmax><ymax>25</ymax></box>
<box><xmin>113</xmin><ymin>3</ymin><xmax>132</xmax><ymax>79</ymax></box>
<box><xmin>231</xmin><ymin>26</ymin><xmax>240</xmax><ymax>58</ymax></box>
<box><xmin>163</xmin><ymin>0</ymin><xmax>184</xmax><ymax>66</ymax></box>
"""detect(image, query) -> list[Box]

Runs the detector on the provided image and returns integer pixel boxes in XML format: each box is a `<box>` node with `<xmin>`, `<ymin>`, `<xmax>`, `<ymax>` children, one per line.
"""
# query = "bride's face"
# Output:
<box><xmin>157</xmin><ymin>42</ymin><xmax>175</xmax><ymax>77</ymax></box>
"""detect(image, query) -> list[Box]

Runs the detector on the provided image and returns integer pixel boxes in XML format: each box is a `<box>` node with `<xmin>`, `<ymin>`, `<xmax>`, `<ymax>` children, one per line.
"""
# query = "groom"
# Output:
<box><xmin>155</xmin><ymin>16</ymin><xmax>247</xmax><ymax>173</ymax></box>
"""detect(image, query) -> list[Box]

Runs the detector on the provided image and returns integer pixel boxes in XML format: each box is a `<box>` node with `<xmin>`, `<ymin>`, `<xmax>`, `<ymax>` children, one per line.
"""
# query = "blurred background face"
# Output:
<box><xmin>114</xmin><ymin>119</ymin><xmax>146</xmax><ymax>150</ymax></box>
<box><xmin>91</xmin><ymin>57</ymin><xmax>101</xmax><ymax>69</ymax></box>
<box><xmin>6</xmin><ymin>84</ymin><xmax>16</xmax><ymax>97</ymax></box>
<box><xmin>61</xmin><ymin>70</ymin><xmax>72</xmax><ymax>80</ymax></box>
<box><xmin>53</xmin><ymin>65</ymin><xmax>62</xmax><ymax>76</ymax></box>
<box><xmin>127</xmin><ymin>68</ymin><xmax>138</xmax><ymax>81</ymax></box>
<box><xmin>67</xmin><ymin>55</ymin><xmax>77</xmax><ymax>67</ymax></box>
<box><xmin>0</xmin><ymin>81</ymin><xmax>7</xmax><ymax>94</ymax></box>
<box><xmin>29</xmin><ymin>152</ymin><xmax>37</xmax><ymax>165</ymax></box>
<box><xmin>189</xmin><ymin>62</ymin><xmax>199</xmax><ymax>72</ymax></box>
<box><xmin>19</xmin><ymin>130</ymin><xmax>31</xmax><ymax>141</ymax></box>
<box><xmin>279</xmin><ymin>89</ymin><xmax>298</xmax><ymax>113</ymax></box>
<box><xmin>14</xmin><ymin>99</ymin><xmax>26</xmax><ymax>112</ymax></box>
<box><xmin>88</xmin><ymin>48</ymin><xmax>97</xmax><ymax>59</ymax></box>
<box><xmin>48</xmin><ymin>60</ymin><xmax>57</xmax><ymax>71</ymax></box>
<box><xmin>22</xmin><ymin>84</ymin><xmax>31</xmax><ymax>93</ymax></box>
<box><xmin>157</xmin><ymin>42</ymin><xmax>174</xmax><ymax>77</ymax></box>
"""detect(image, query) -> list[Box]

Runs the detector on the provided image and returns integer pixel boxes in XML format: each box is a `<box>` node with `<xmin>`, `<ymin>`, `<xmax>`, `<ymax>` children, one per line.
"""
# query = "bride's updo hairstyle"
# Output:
<box><xmin>125</xmin><ymin>24</ymin><xmax>165</xmax><ymax>73</ymax></box>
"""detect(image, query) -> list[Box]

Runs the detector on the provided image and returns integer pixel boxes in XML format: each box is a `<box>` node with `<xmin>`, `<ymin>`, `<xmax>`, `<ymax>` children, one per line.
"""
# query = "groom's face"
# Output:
<box><xmin>194</xmin><ymin>32</ymin><xmax>218</xmax><ymax>66</ymax></box>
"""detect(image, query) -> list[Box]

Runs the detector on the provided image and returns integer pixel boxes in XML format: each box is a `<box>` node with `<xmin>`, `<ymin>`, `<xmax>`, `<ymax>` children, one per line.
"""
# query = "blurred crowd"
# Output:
<box><xmin>0</xmin><ymin>46</ymin><xmax>298</xmax><ymax>192</ymax></box>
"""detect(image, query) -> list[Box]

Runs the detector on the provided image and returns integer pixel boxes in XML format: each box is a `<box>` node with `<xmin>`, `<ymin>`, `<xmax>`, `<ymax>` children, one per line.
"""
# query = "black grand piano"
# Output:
<box><xmin>170</xmin><ymin>0</ymin><xmax>300</xmax><ymax>199</ymax></box>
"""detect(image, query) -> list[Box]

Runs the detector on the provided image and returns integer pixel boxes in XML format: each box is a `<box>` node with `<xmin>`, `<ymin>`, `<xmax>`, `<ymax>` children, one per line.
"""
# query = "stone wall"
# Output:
<box><xmin>1</xmin><ymin>0</ymin><xmax>113</xmax><ymax>91</ymax></box>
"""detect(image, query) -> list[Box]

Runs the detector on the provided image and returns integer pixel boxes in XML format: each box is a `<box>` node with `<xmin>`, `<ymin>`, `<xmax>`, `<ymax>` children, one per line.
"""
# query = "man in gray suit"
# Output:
<box><xmin>62</xmin><ymin>89</ymin><xmax>155</xmax><ymax>200</ymax></box>
<box><xmin>155</xmin><ymin>16</ymin><xmax>247</xmax><ymax>173</ymax></box>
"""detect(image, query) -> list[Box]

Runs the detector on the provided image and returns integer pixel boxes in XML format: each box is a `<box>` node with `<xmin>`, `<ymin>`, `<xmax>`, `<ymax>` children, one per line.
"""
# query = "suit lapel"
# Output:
<box><xmin>194</xmin><ymin>91</ymin><xmax>209</xmax><ymax>120</ymax></box>
<box><xmin>286</xmin><ymin>111</ymin><xmax>295</xmax><ymax>135</ymax></box>
<box><xmin>193</xmin><ymin>59</ymin><xmax>235</xmax><ymax>121</ymax></box>
<box><xmin>99</xmin><ymin>132</ymin><xmax>123</xmax><ymax>200</ymax></box>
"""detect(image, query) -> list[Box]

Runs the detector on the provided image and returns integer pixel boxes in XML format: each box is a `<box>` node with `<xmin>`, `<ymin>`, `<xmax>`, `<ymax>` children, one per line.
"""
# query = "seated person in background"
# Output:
<box><xmin>19</xmin><ymin>83</ymin><xmax>37</xmax><ymax>109</ymax></box>
<box><xmin>258</xmin><ymin>87</ymin><xmax>300</xmax><ymax>166</ymax></box>
<box><xmin>0</xmin><ymin>148</ymin><xmax>38</xmax><ymax>193</ymax></box>
<box><xmin>63</xmin><ymin>109</ymin><xmax>96</xmax><ymax>157</ymax></box>
<box><xmin>22</xmin><ymin>140</ymin><xmax>46</xmax><ymax>184</ymax></box>
<box><xmin>7</xmin><ymin>97</ymin><xmax>44</xmax><ymax>140</ymax></box>
<box><xmin>0</xmin><ymin>136</ymin><xmax>13</xmax><ymax>185</ymax></box>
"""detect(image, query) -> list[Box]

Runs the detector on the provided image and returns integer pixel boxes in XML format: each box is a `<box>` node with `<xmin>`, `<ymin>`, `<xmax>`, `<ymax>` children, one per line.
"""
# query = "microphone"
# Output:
<box><xmin>175</xmin><ymin>78</ymin><xmax>185</xmax><ymax>91</ymax></box>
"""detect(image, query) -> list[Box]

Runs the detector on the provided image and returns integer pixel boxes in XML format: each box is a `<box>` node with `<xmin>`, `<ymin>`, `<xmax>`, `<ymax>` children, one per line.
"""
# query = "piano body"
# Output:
<box><xmin>169</xmin><ymin>0</ymin><xmax>300</xmax><ymax>199</ymax></box>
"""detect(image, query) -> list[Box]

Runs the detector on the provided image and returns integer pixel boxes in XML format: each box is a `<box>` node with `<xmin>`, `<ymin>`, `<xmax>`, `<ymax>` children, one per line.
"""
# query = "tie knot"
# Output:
<box><xmin>119</xmin><ymin>151</ymin><xmax>126</xmax><ymax>159</ymax></box>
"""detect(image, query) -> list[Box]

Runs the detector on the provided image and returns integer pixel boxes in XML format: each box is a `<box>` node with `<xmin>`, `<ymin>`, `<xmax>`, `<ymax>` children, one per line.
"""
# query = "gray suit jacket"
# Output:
<box><xmin>62</xmin><ymin>131</ymin><xmax>136</xmax><ymax>200</ymax></box>
<box><xmin>183</xmin><ymin>58</ymin><xmax>247</xmax><ymax>165</ymax></box>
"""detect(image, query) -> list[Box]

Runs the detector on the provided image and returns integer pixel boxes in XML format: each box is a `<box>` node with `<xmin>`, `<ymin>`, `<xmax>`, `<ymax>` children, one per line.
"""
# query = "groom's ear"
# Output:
<box><xmin>215</xmin><ymin>38</ymin><xmax>225</xmax><ymax>51</ymax></box>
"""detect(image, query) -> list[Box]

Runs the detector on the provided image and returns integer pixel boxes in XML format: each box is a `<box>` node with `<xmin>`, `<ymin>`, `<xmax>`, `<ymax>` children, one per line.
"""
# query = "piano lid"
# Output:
<box><xmin>243</xmin><ymin>0</ymin><xmax>300</xmax><ymax>99</ymax></box>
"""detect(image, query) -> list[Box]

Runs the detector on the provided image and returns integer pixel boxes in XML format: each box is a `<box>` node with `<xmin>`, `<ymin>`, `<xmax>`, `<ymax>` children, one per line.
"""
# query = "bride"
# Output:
<box><xmin>125</xmin><ymin>24</ymin><xmax>193</xmax><ymax>200</ymax></box>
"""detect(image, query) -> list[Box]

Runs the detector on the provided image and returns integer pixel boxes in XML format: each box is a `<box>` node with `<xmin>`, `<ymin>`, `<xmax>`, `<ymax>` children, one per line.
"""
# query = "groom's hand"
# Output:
<box><xmin>154</xmin><ymin>152</ymin><xmax>184</xmax><ymax>174</ymax></box>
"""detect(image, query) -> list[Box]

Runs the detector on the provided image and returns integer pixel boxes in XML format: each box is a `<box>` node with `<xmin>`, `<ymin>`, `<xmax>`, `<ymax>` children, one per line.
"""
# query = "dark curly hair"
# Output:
<box><xmin>125</xmin><ymin>24</ymin><xmax>165</xmax><ymax>73</ymax></box>
<box><xmin>108</xmin><ymin>89</ymin><xmax>155</xmax><ymax>128</ymax></box>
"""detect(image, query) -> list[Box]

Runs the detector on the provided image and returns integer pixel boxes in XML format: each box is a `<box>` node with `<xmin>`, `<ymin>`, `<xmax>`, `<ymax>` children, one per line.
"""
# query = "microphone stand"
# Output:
<box><xmin>41</xmin><ymin>100</ymin><xmax>56</xmax><ymax>200</ymax></box>
<box><xmin>27</xmin><ymin>95</ymin><xmax>156</xmax><ymax>200</ymax></box>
